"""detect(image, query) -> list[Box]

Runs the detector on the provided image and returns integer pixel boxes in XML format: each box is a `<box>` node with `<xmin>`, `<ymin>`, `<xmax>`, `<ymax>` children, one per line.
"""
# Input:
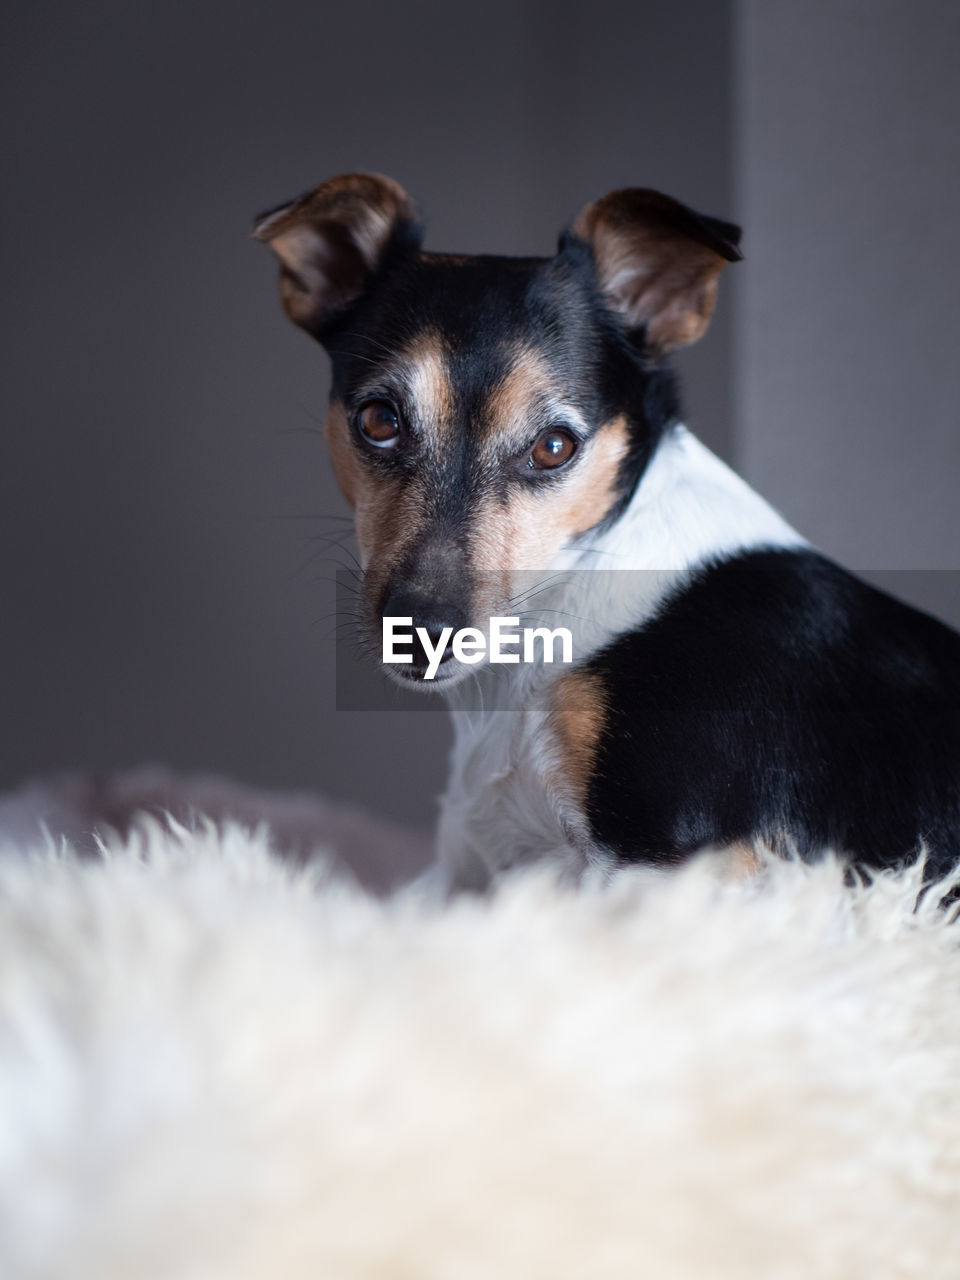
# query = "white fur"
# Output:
<box><xmin>436</xmin><ymin>426</ymin><xmax>806</xmax><ymax>890</ymax></box>
<box><xmin>570</xmin><ymin>422</ymin><xmax>804</xmax><ymax>573</ymax></box>
<box><xmin>2</xmin><ymin>816</ymin><xmax>959</xmax><ymax>1278</ymax></box>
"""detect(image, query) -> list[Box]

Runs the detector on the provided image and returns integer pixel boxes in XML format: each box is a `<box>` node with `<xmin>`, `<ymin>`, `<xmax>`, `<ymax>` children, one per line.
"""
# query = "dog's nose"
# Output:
<box><xmin>380</xmin><ymin>587</ymin><xmax>468</xmax><ymax>670</ymax></box>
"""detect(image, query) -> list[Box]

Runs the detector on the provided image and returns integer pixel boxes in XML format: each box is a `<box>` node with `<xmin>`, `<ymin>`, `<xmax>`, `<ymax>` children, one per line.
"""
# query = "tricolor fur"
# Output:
<box><xmin>255</xmin><ymin>173</ymin><xmax>960</xmax><ymax>890</ymax></box>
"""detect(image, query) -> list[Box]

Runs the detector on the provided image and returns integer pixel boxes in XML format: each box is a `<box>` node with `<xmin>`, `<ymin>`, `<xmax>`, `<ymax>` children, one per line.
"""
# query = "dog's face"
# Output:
<box><xmin>255</xmin><ymin>174</ymin><xmax>740</xmax><ymax>684</ymax></box>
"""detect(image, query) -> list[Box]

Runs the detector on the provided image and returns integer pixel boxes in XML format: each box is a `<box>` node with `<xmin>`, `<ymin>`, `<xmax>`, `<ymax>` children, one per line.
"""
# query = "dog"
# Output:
<box><xmin>254</xmin><ymin>172</ymin><xmax>960</xmax><ymax>891</ymax></box>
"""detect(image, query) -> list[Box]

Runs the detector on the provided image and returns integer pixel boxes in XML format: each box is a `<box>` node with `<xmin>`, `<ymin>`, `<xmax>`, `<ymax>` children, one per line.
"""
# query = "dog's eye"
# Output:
<box><xmin>358</xmin><ymin>401</ymin><xmax>401</xmax><ymax>448</ymax></box>
<box><xmin>528</xmin><ymin>428</ymin><xmax>578</xmax><ymax>471</ymax></box>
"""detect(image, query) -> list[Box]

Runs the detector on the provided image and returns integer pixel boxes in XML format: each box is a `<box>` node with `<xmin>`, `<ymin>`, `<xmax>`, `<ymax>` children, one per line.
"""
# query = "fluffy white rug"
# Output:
<box><xmin>1</xmin><ymin>793</ymin><xmax>960</xmax><ymax>1278</ymax></box>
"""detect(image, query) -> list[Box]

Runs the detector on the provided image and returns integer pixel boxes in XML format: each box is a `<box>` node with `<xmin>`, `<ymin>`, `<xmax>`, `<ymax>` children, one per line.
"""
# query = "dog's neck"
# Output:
<box><xmin>566</xmin><ymin>424</ymin><xmax>803</xmax><ymax>575</ymax></box>
<box><xmin>444</xmin><ymin>425</ymin><xmax>805</xmax><ymax>715</ymax></box>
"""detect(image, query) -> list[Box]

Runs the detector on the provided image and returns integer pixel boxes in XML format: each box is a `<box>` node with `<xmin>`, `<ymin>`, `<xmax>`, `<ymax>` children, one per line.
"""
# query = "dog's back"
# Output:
<box><xmin>582</xmin><ymin>546</ymin><xmax>960</xmax><ymax>876</ymax></box>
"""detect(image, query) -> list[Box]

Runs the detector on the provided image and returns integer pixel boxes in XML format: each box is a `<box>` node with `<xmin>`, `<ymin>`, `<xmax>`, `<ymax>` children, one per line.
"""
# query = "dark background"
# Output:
<box><xmin>2</xmin><ymin>1</ymin><xmax>959</xmax><ymax>830</ymax></box>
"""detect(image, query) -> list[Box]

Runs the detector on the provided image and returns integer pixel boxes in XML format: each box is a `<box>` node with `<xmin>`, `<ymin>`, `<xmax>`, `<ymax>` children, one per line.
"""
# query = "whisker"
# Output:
<box><xmin>508</xmin><ymin>578</ymin><xmax>569</xmax><ymax>612</ymax></box>
<box><xmin>337</xmin><ymin>331</ymin><xmax>398</xmax><ymax>358</ymax></box>
<box><xmin>295</xmin><ymin>401</ymin><xmax>326</xmax><ymax>425</ymax></box>
<box><xmin>275</xmin><ymin>425</ymin><xmax>326</xmax><ymax>439</ymax></box>
<box><xmin>298</xmin><ymin>533</ymin><xmax>365</xmax><ymax>575</ymax></box>
<box><xmin>567</xmin><ymin>545</ymin><xmax>620</xmax><ymax>559</ymax></box>
<box><xmin>298</xmin><ymin>570</ymin><xmax>363</xmax><ymax>593</ymax></box>
<box><xmin>263</xmin><ymin>514</ymin><xmax>354</xmax><ymax>523</ymax></box>
<box><xmin>514</xmin><ymin>608</ymin><xmax>591</xmax><ymax>625</ymax></box>
<box><xmin>326</xmin><ymin>348</ymin><xmax>381</xmax><ymax>367</ymax></box>
<box><xmin>508</xmin><ymin>572</ymin><xmax>569</xmax><ymax>609</ymax></box>
<box><xmin>295</xmin><ymin>550</ymin><xmax>364</xmax><ymax>579</ymax></box>
<box><xmin>312</xmin><ymin>606</ymin><xmax>365</xmax><ymax>624</ymax></box>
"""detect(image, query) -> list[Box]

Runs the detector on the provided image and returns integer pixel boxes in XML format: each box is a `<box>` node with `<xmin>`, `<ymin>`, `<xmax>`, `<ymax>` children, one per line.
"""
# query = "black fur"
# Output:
<box><xmin>585</xmin><ymin>548</ymin><xmax>960</xmax><ymax>876</ymax></box>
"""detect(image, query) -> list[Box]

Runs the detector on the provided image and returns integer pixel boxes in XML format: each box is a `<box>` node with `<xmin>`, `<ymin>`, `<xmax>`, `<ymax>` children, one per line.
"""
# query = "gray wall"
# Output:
<box><xmin>736</xmin><ymin>0</ymin><xmax>960</xmax><ymax>589</ymax></box>
<box><xmin>0</xmin><ymin>1</ymin><xmax>734</xmax><ymax>827</ymax></box>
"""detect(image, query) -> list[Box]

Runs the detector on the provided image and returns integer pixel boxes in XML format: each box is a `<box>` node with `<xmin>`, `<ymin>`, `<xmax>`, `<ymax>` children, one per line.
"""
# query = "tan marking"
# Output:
<box><xmin>550</xmin><ymin>414</ymin><xmax>632</xmax><ymax>540</ymax></box>
<box><xmin>471</xmin><ymin>416</ymin><xmax>631</xmax><ymax>595</ymax></box>
<box><xmin>325</xmin><ymin>401</ymin><xmax>427</xmax><ymax>606</ymax></box>
<box><xmin>355</xmin><ymin>480</ymin><xmax>428</xmax><ymax>616</ymax></box>
<box><xmin>547</xmin><ymin>668</ymin><xmax>609</xmax><ymax>809</ymax></box>
<box><xmin>401</xmin><ymin>333</ymin><xmax>452</xmax><ymax>442</ymax></box>
<box><xmin>483</xmin><ymin>347</ymin><xmax>554</xmax><ymax>447</ymax></box>
<box><xmin>717</xmin><ymin>841</ymin><xmax>763</xmax><ymax>881</ymax></box>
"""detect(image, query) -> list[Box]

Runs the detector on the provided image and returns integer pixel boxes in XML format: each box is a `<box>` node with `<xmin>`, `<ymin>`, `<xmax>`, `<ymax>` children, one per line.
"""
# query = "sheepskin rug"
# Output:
<box><xmin>2</xmin><ymin>793</ymin><xmax>960</xmax><ymax>1277</ymax></box>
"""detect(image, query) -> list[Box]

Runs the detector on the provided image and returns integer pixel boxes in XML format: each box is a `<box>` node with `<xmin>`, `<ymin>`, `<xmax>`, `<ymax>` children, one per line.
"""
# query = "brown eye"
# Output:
<box><xmin>529</xmin><ymin>428</ymin><xmax>578</xmax><ymax>471</ymax></box>
<box><xmin>358</xmin><ymin>401</ymin><xmax>400</xmax><ymax>448</ymax></box>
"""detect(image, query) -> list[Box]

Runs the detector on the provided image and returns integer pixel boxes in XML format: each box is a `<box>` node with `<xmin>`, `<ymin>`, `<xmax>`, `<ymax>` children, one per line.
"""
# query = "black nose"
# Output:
<box><xmin>380</xmin><ymin>587</ymin><xmax>468</xmax><ymax>671</ymax></box>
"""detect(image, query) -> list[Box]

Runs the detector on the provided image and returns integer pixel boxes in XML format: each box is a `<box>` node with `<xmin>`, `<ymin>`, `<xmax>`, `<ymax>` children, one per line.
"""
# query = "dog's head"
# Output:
<box><xmin>255</xmin><ymin>173</ymin><xmax>740</xmax><ymax>685</ymax></box>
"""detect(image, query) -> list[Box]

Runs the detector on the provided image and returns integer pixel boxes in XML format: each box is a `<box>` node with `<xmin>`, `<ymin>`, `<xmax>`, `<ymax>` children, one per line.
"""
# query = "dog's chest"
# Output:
<box><xmin>436</xmin><ymin>688</ymin><xmax>600</xmax><ymax>890</ymax></box>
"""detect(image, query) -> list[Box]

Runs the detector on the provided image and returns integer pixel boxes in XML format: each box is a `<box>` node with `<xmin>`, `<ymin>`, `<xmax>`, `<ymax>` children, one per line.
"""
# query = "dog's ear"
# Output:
<box><xmin>565</xmin><ymin>188</ymin><xmax>742</xmax><ymax>356</ymax></box>
<box><xmin>253</xmin><ymin>173</ymin><xmax>422</xmax><ymax>340</ymax></box>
